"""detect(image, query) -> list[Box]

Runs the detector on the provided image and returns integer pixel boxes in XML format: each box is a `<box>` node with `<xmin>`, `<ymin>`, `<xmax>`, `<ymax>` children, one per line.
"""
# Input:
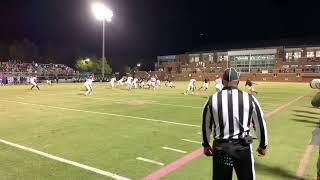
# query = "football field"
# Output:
<box><xmin>0</xmin><ymin>82</ymin><xmax>318</xmax><ymax>180</ymax></box>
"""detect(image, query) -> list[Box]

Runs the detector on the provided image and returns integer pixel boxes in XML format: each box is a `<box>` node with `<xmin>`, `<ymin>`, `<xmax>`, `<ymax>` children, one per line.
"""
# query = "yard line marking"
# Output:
<box><xmin>162</xmin><ymin>147</ymin><xmax>187</xmax><ymax>154</ymax></box>
<box><xmin>152</xmin><ymin>102</ymin><xmax>202</xmax><ymax>109</ymax></box>
<box><xmin>76</xmin><ymin>96</ymin><xmax>203</xmax><ymax>109</ymax></box>
<box><xmin>44</xmin><ymin>93</ymin><xmax>204</xmax><ymax>109</ymax></box>
<box><xmin>142</xmin><ymin>148</ymin><xmax>204</xmax><ymax>180</ymax></box>
<box><xmin>0</xmin><ymin>99</ymin><xmax>200</xmax><ymax>128</ymax></box>
<box><xmin>143</xmin><ymin>94</ymin><xmax>308</xmax><ymax>180</ymax></box>
<box><xmin>181</xmin><ymin>139</ymin><xmax>201</xmax><ymax>144</ymax></box>
<box><xmin>0</xmin><ymin>138</ymin><xmax>131</xmax><ymax>180</ymax></box>
<box><xmin>295</xmin><ymin>145</ymin><xmax>314</xmax><ymax>179</ymax></box>
<box><xmin>136</xmin><ymin>157</ymin><xmax>164</xmax><ymax>166</ymax></box>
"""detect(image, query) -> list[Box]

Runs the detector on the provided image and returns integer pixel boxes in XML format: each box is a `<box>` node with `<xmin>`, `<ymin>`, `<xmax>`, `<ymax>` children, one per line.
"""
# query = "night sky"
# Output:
<box><xmin>1</xmin><ymin>0</ymin><xmax>320</xmax><ymax>71</ymax></box>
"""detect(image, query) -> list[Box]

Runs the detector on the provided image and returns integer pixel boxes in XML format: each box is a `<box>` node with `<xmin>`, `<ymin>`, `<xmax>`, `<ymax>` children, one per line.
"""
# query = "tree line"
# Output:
<box><xmin>0</xmin><ymin>38</ymin><xmax>113</xmax><ymax>75</ymax></box>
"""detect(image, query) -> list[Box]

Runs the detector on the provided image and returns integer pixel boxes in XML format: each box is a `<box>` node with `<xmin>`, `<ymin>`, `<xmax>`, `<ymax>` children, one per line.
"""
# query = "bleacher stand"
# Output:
<box><xmin>0</xmin><ymin>60</ymin><xmax>80</xmax><ymax>84</ymax></box>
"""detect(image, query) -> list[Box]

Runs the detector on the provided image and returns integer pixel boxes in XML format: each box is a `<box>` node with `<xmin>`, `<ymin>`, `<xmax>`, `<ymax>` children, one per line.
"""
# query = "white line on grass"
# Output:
<box><xmin>0</xmin><ymin>138</ymin><xmax>131</xmax><ymax>180</ymax></box>
<box><xmin>45</xmin><ymin>93</ymin><xmax>204</xmax><ymax>109</ymax></box>
<box><xmin>136</xmin><ymin>157</ymin><xmax>164</xmax><ymax>166</ymax></box>
<box><xmin>181</xmin><ymin>139</ymin><xmax>202</xmax><ymax>144</ymax></box>
<box><xmin>152</xmin><ymin>102</ymin><xmax>202</xmax><ymax>109</ymax></box>
<box><xmin>162</xmin><ymin>147</ymin><xmax>187</xmax><ymax>154</ymax></box>
<box><xmin>73</xmin><ymin>95</ymin><xmax>203</xmax><ymax>109</ymax></box>
<box><xmin>0</xmin><ymin>99</ymin><xmax>200</xmax><ymax>128</ymax></box>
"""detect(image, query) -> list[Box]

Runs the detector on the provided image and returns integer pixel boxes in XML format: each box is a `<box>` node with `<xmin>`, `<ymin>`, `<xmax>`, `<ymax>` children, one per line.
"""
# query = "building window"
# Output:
<box><xmin>307</xmin><ymin>51</ymin><xmax>314</xmax><ymax>58</ymax></box>
<box><xmin>190</xmin><ymin>56</ymin><xmax>200</xmax><ymax>63</ymax></box>
<box><xmin>209</xmin><ymin>55</ymin><xmax>214</xmax><ymax>63</ymax></box>
<box><xmin>218</xmin><ymin>55</ymin><xmax>228</xmax><ymax>62</ymax></box>
<box><xmin>293</xmin><ymin>52</ymin><xmax>301</xmax><ymax>59</ymax></box>
<box><xmin>224</xmin><ymin>56</ymin><xmax>228</xmax><ymax>61</ymax></box>
<box><xmin>316</xmin><ymin>50</ymin><xmax>320</xmax><ymax>57</ymax></box>
<box><xmin>304</xmin><ymin>65</ymin><xmax>313</xmax><ymax>72</ymax></box>
<box><xmin>286</xmin><ymin>52</ymin><xmax>292</xmax><ymax>60</ymax></box>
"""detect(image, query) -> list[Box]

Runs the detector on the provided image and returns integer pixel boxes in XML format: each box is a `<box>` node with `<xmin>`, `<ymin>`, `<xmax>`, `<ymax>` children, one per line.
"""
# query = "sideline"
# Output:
<box><xmin>295</xmin><ymin>145</ymin><xmax>314</xmax><ymax>179</ymax></box>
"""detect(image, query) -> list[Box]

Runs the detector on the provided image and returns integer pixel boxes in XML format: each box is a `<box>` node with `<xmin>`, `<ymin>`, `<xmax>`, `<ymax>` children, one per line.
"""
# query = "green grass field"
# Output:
<box><xmin>0</xmin><ymin>81</ymin><xmax>318</xmax><ymax>180</ymax></box>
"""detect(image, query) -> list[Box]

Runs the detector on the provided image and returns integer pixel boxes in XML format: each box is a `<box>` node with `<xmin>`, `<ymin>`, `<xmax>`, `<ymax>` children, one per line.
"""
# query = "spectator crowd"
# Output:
<box><xmin>0</xmin><ymin>60</ymin><xmax>79</xmax><ymax>85</ymax></box>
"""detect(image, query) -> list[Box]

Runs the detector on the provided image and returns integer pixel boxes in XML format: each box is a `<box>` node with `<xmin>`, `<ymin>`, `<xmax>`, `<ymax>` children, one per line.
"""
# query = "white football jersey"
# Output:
<box><xmin>85</xmin><ymin>77</ymin><xmax>93</xmax><ymax>85</ymax></box>
<box><xmin>30</xmin><ymin>77</ymin><xmax>36</xmax><ymax>83</ymax></box>
<box><xmin>150</xmin><ymin>77</ymin><xmax>156</xmax><ymax>82</ymax></box>
<box><xmin>189</xmin><ymin>79</ymin><xmax>196</xmax><ymax>86</ymax></box>
<box><xmin>127</xmin><ymin>77</ymin><xmax>133</xmax><ymax>82</ymax></box>
<box><xmin>110</xmin><ymin>78</ymin><xmax>116</xmax><ymax>83</ymax></box>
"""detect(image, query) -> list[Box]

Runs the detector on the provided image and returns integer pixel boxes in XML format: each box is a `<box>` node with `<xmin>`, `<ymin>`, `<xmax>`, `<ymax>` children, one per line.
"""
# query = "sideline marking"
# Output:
<box><xmin>143</xmin><ymin>94</ymin><xmax>307</xmax><ymax>180</ymax></box>
<box><xmin>0</xmin><ymin>99</ymin><xmax>199</xmax><ymax>128</ymax></box>
<box><xmin>142</xmin><ymin>148</ymin><xmax>204</xmax><ymax>180</ymax></box>
<box><xmin>181</xmin><ymin>139</ymin><xmax>201</xmax><ymax>144</ymax></box>
<box><xmin>295</xmin><ymin>145</ymin><xmax>314</xmax><ymax>179</ymax></box>
<box><xmin>162</xmin><ymin>147</ymin><xmax>187</xmax><ymax>154</ymax></box>
<box><xmin>0</xmin><ymin>138</ymin><xmax>131</xmax><ymax>180</ymax></box>
<box><xmin>136</xmin><ymin>157</ymin><xmax>164</xmax><ymax>166</ymax></box>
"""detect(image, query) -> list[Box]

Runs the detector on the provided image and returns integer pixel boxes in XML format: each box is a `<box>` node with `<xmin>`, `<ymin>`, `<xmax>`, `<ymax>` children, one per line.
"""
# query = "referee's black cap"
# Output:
<box><xmin>223</xmin><ymin>68</ymin><xmax>240</xmax><ymax>81</ymax></box>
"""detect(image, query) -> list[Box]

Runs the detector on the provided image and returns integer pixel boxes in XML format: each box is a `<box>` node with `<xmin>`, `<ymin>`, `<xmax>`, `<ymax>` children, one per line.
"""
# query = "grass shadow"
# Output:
<box><xmin>293</xmin><ymin>114</ymin><xmax>319</xmax><ymax>119</ymax></box>
<box><xmin>302</xmin><ymin>106</ymin><xmax>320</xmax><ymax>109</ymax></box>
<box><xmin>293</xmin><ymin>110</ymin><xmax>320</xmax><ymax>116</ymax></box>
<box><xmin>291</xmin><ymin>118</ymin><xmax>320</xmax><ymax>126</ymax></box>
<box><xmin>255</xmin><ymin>162</ymin><xmax>298</xmax><ymax>179</ymax></box>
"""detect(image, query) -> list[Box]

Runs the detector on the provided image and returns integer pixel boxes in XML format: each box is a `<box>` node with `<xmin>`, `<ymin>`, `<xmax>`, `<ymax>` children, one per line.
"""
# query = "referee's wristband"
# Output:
<box><xmin>259</xmin><ymin>145</ymin><xmax>267</xmax><ymax>149</ymax></box>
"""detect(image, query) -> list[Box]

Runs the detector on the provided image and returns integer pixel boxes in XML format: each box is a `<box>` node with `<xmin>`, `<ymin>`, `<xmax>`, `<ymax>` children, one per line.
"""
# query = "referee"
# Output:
<box><xmin>202</xmin><ymin>68</ymin><xmax>268</xmax><ymax>180</ymax></box>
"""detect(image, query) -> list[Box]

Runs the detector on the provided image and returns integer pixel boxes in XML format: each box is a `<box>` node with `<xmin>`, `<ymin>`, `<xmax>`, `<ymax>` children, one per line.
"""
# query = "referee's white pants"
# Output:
<box><xmin>85</xmin><ymin>84</ymin><xmax>93</xmax><ymax>95</ymax></box>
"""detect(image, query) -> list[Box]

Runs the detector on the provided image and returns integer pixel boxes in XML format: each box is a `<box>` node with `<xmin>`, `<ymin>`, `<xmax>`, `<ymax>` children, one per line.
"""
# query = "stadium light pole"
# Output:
<box><xmin>92</xmin><ymin>2</ymin><xmax>113</xmax><ymax>80</ymax></box>
<box><xmin>249</xmin><ymin>53</ymin><xmax>252</xmax><ymax>73</ymax></box>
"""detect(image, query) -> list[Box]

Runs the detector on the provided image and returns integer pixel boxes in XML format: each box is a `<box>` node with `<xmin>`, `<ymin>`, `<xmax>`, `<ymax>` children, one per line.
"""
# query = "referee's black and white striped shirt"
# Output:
<box><xmin>202</xmin><ymin>87</ymin><xmax>268</xmax><ymax>149</ymax></box>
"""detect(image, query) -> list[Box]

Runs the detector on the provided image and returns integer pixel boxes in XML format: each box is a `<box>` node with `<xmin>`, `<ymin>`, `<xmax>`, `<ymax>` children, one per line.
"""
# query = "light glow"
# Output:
<box><xmin>91</xmin><ymin>2</ymin><xmax>113</xmax><ymax>22</ymax></box>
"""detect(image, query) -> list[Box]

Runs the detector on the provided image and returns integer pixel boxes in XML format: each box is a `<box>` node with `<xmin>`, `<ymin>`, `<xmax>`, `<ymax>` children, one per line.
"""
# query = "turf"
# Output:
<box><xmin>0</xmin><ymin>81</ymin><xmax>318</xmax><ymax>180</ymax></box>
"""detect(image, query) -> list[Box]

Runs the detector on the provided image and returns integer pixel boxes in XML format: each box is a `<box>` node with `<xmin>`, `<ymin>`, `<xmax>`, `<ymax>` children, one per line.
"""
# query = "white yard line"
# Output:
<box><xmin>79</xmin><ymin>96</ymin><xmax>203</xmax><ymax>109</ymax></box>
<box><xmin>0</xmin><ymin>99</ymin><xmax>200</xmax><ymax>128</ymax></box>
<box><xmin>136</xmin><ymin>157</ymin><xmax>164</xmax><ymax>166</ymax></box>
<box><xmin>181</xmin><ymin>139</ymin><xmax>202</xmax><ymax>144</ymax></box>
<box><xmin>0</xmin><ymin>138</ymin><xmax>131</xmax><ymax>180</ymax></box>
<box><xmin>162</xmin><ymin>147</ymin><xmax>187</xmax><ymax>154</ymax></box>
<box><xmin>151</xmin><ymin>102</ymin><xmax>202</xmax><ymax>109</ymax></box>
<box><xmin>44</xmin><ymin>93</ymin><xmax>204</xmax><ymax>109</ymax></box>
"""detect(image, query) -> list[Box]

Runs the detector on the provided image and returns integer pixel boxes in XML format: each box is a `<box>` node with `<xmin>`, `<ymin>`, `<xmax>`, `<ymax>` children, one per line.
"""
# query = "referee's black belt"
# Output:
<box><xmin>215</xmin><ymin>139</ymin><xmax>241</xmax><ymax>143</ymax></box>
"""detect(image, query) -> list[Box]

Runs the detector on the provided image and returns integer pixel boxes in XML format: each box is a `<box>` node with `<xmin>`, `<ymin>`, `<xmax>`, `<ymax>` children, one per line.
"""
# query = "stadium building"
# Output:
<box><xmin>155</xmin><ymin>46</ymin><xmax>320</xmax><ymax>82</ymax></box>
